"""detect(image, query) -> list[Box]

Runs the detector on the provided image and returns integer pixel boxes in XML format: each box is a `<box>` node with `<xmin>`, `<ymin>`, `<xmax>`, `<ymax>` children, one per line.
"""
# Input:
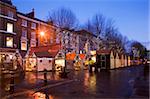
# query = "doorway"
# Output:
<box><xmin>100</xmin><ymin>55</ymin><xmax>106</xmax><ymax>69</ymax></box>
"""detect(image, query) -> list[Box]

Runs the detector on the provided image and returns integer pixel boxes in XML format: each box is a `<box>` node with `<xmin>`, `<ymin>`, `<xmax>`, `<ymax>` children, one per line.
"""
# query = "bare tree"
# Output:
<box><xmin>130</xmin><ymin>41</ymin><xmax>147</xmax><ymax>58</ymax></box>
<box><xmin>84</xmin><ymin>14</ymin><xmax>105</xmax><ymax>37</ymax></box>
<box><xmin>47</xmin><ymin>7</ymin><xmax>78</xmax><ymax>29</ymax></box>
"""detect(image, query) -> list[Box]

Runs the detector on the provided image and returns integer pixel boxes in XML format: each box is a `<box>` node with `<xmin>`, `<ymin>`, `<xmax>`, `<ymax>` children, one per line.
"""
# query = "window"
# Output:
<box><xmin>30</xmin><ymin>42</ymin><xmax>36</xmax><ymax>47</ymax></box>
<box><xmin>22</xmin><ymin>30</ymin><xmax>27</xmax><ymax>37</ymax></box>
<box><xmin>21</xmin><ymin>41</ymin><xmax>27</xmax><ymax>50</ymax></box>
<box><xmin>22</xmin><ymin>19</ymin><xmax>27</xmax><ymax>27</ymax></box>
<box><xmin>31</xmin><ymin>32</ymin><xmax>36</xmax><ymax>39</ymax></box>
<box><xmin>0</xmin><ymin>35</ymin><xmax>2</xmax><ymax>47</ymax></box>
<box><xmin>6</xmin><ymin>37</ymin><xmax>13</xmax><ymax>47</ymax></box>
<box><xmin>7</xmin><ymin>23</ymin><xmax>13</xmax><ymax>33</ymax></box>
<box><xmin>8</xmin><ymin>11</ymin><xmax>14</xmax><ymax>18</ymax></box>
<box><xmin>0</xmin><ymin>8</ymin><xmax>1</xmax><ymax>14</ymax></box>
<box><xmin>31</xmin><ymin>23</ymin><xmax>36</xmax><ymax>29</ymax></box>
<box><xmin>50</xmin><ymin>37</ymin><xmax>53</xmax><ymax>44</ymax></box>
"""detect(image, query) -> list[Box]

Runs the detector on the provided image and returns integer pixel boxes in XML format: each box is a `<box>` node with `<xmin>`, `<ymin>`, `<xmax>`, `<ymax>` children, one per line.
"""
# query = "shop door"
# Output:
<box><xmin>100</xmin><ymin>55</ymin><xmax>106</xmax><ymax>69</ymax></box>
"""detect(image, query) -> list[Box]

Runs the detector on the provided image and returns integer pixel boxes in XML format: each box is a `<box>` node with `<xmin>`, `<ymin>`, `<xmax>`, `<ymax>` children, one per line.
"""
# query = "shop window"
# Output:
<box><xmin>6</xmin><ymin>37</ymin><xmax>13</xmax><ymax>47</ymax></box>
<box><xmin>101</xmin><ymin>55</ymin><xmax>106</xmax><ymax>61</ymax></box>
<box><xmin>21</xmin><ymin>41</ymin><xmax>27</xmax><ymax>50</ymax></box>
<box><xmin>7</xmin><ymin>23</ymin><xmax>13</xmax><ymax>33</ymax></box>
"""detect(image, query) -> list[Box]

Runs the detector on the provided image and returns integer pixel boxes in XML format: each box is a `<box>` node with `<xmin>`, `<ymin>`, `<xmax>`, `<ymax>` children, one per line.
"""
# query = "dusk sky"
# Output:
<box><xmin>12</xmin><ymin>0</ymin><xmax>149</xmax><ymax>47</ymax></box>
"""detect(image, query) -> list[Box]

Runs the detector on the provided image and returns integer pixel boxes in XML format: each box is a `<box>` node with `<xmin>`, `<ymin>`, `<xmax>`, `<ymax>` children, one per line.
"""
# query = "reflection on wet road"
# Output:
<box><xmin>31</xmin><ymin>65</ymin><xmax>149</xmax><ymax>99</ymax></box>
<box><xmin>1</xmin><ymin>65</ymin><xmax>149</xmax><ymax>99</ymax></box>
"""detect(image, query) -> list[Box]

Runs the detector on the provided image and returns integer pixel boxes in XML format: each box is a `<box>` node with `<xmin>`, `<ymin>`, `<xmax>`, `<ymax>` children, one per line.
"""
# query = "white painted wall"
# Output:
<box><xmin>37</xmin><ymin>58</ymin><xmax>53</xmax><ymax>71</ymax></box>
<box><xmin>124</xmin><ymin>55</ymin><xmax>127</xmax><ymax>66</ymax></box>
<box><xmin>121</xmin><ymin>55</ymin><xmax>125</xmax><ymax>67</ymax></box>
<box><xmin>115</xmin><ymin>53</ymin><xmax>121</xmax><ymax>68</ymax></box>
<box><xmin>110</xmin><ymin>52</ymin><xmax>115</xmax><ymax>69</ymax></box>
<box><xmin>128</xmin><ymin>56</ymin><xmax>131</xmax><ymax>66</ymax></box>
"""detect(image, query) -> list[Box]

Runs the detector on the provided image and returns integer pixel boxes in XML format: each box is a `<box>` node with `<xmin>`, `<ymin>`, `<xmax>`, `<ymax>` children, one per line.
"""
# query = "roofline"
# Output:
<box><xmin>0</xmin><ymin>1</ymin><xmax>16</xmax><ymax>9</ymax></box>
<box><xmin>17</xmin><ymin>12</ymin><xmax>54</xmax><ymax>27</ymax></box>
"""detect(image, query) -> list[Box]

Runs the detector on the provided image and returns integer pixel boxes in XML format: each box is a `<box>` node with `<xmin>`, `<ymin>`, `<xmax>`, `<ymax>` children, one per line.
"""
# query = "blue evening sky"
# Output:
<box><xmin>12</xmin><ymin>0</ymin><xmax>149</xmax><ymax>47</ymax></box>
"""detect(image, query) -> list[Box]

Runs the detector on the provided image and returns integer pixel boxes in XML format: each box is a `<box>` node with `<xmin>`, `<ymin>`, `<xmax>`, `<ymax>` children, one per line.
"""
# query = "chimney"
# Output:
<box><xmin>26</xmin><ymin>8</ymin><xmax>35</xmax><ymax>18</ymax></box>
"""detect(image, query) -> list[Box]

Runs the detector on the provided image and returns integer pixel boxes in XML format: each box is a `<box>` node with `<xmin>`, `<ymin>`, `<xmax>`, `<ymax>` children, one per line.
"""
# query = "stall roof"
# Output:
<box><xmin>97</xmin><ymin>50</ymin><xmax>111</xmax><ymax>55</ymax></box>
<box><xmin>28</xmin><ymin>44</ymin><xmax>61</xmax><ymax>58</ymax></box>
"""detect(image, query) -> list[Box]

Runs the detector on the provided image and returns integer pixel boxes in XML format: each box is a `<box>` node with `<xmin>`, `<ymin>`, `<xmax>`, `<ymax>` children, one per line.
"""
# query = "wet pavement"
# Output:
<box><xmin>0</xmin><ymin>65</ymin><xmax>149</xmax><ymax>99</ymax></box>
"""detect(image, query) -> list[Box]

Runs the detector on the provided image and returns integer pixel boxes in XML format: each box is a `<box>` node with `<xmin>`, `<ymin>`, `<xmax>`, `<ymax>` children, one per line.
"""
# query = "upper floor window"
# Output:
<box><xmin>7</xmin><ymin>23</ymin><xmax>13</xmax><ymax>33</ymax></box>
<box><xmin>6</xmin><ymin>37</ymin><xmax>13</xmax><ymax>47</ymax></box>
<box><xmin>8</xmin><ymin>11</ymin><xmax>14</xmax><ymax>18</ymax></box>
<box><xmin>31</xmin><ymin>23</ymin><xmax>36</xmax><ymax>29</ymax></box>
<box><xmin>22</xmin><ymin>19</ymin><xmax>27</xmax><ymax>27</ymax></box>
<box><xmin>0</xmin><ymin>8</ymin><xmax>1</xmax><ymax>14</ymax></box>
<box><xmin>31</xmin><ymin>32</ymin><xmax>36</xmax><ymax>39</ymax></box>
<box><xmin>22</xmin><ymin>29</ymin><xmax>27</xmax><ymax>37</ymax></box>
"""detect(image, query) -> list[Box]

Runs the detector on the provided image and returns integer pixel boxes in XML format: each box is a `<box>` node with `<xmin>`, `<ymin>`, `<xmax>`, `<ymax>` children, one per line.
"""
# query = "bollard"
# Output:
<box><xmin>89</xmin><ymin>65</ymin><xmax>92</xmax><ymax>73</ymax></box>
<box><xmin>44</xmin><ymin>69</ymin><xmax>47</xmax><ymax>84</ymax></box>
<box><xmin>9</xmin><ymin>72</ymin><xmax>14</xmax><ymax>94</ymax></box>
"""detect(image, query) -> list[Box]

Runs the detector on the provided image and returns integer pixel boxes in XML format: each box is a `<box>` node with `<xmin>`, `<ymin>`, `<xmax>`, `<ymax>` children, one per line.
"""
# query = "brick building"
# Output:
<box><xmin>17</xmin><ymin>10</ymin><xmax>56</xmax><ymax>57</ymax></box>
<box><xmin>0</xmin><ymin>0</ymin><xmax>56</xmax><ymax>70</ymax></box>
<box><xmin>0</xmin><ymin>0</ymin><xmax>18</xmax><ymax>68</ymax></box>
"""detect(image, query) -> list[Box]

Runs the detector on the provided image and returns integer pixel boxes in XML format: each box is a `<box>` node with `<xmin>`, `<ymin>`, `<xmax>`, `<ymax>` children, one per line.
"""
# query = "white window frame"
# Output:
<box><xmin>22</xmin><ymin>29</ymin><xmax>27</xmax><ymax>38</ymax></box>
<box><xmin>21</xmin><ymin>19</ymin><xmax>27</xmax><ymax>27</ymax></box>
<box><xmin>31</xmin><ymin>23</ymin><xmax>36</xmax><ymax>29</ymax></box>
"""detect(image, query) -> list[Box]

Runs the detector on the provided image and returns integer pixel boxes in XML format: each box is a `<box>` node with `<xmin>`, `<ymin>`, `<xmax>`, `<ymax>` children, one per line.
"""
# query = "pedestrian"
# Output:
<box><xmin>89</xmin><ymin>58</ymin><xmax>93</xmax><ymax>73</ymax></box>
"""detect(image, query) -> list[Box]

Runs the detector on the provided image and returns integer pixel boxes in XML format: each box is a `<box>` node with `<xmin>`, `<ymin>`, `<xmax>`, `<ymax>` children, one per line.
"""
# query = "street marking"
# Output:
<box><xmin>3</xmin><ymin>79</ymin><xmax>74</xmax><ymax>99</ymax></box>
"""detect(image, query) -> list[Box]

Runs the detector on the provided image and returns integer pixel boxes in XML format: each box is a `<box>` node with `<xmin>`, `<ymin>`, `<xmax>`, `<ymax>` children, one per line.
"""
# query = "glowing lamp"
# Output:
<box><xmin>40</xmin><ymin>31</ymin><xmax>45</xmax><ymax>36</ymax></box>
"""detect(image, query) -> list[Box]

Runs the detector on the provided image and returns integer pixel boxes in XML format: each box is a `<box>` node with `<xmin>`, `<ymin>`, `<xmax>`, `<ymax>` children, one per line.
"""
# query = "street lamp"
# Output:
<box><xmin>40</xmin><ymin>31</ymin><xmax>45</xmax><ymax>37</ymax></box>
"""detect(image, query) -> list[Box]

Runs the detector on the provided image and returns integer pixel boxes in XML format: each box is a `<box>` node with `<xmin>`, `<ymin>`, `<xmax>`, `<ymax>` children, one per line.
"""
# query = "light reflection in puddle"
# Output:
<box><xmin>32</xmin><ymin>92</ymin><xmax>54</xmax><ymax>99</ymax></box>
<box><xmin>84</xmin><ymin>71</ymin><xmax>96</xmax><ymax>92</ymax></box>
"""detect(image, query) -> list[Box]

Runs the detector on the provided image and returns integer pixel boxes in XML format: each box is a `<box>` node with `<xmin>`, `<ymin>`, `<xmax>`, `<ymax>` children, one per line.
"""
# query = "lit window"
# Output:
<box><xmin>6</xmin><ymin>37</ymin><xmax>13</xmax><ymax>47</ymax></box>
<box><xmin>31</xmin><ymin>23</ymin><xmax>36</xmax><ymax>29</ymax></box>
<box><xmin>30</xmin><ymin>42</ymin><xmax>36</xmax><ymax>47</ymax></box>
<box><xmin>21</xmin><ymin>41</ymin><xmax>27</xmax><ymax>50</ymax></box>
<box><xmin>8</xmin><ymin>11</ymin><xmax>14</xmax><ymax>18</ymax></box>
<box><xmin>7</xmin><ymin>23</ymin><xmax>13</xmax><ymax>33</ymax></box>
<box><xmin>22</xmin><ymin>19</ymin><xmax>27</xmax><ymax>27</ymax></box>
<box><xmin>22</xmin><ymin>30</ymin><xmax>27</xmax><ymax>37</ymax></box>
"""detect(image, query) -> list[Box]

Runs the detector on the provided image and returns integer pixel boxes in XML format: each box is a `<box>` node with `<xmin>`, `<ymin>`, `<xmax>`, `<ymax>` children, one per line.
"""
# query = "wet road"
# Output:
<box><xmin>1</xmin><ymin>65</ymin><xmax>149</xmax><ymax>99</ymax></box>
